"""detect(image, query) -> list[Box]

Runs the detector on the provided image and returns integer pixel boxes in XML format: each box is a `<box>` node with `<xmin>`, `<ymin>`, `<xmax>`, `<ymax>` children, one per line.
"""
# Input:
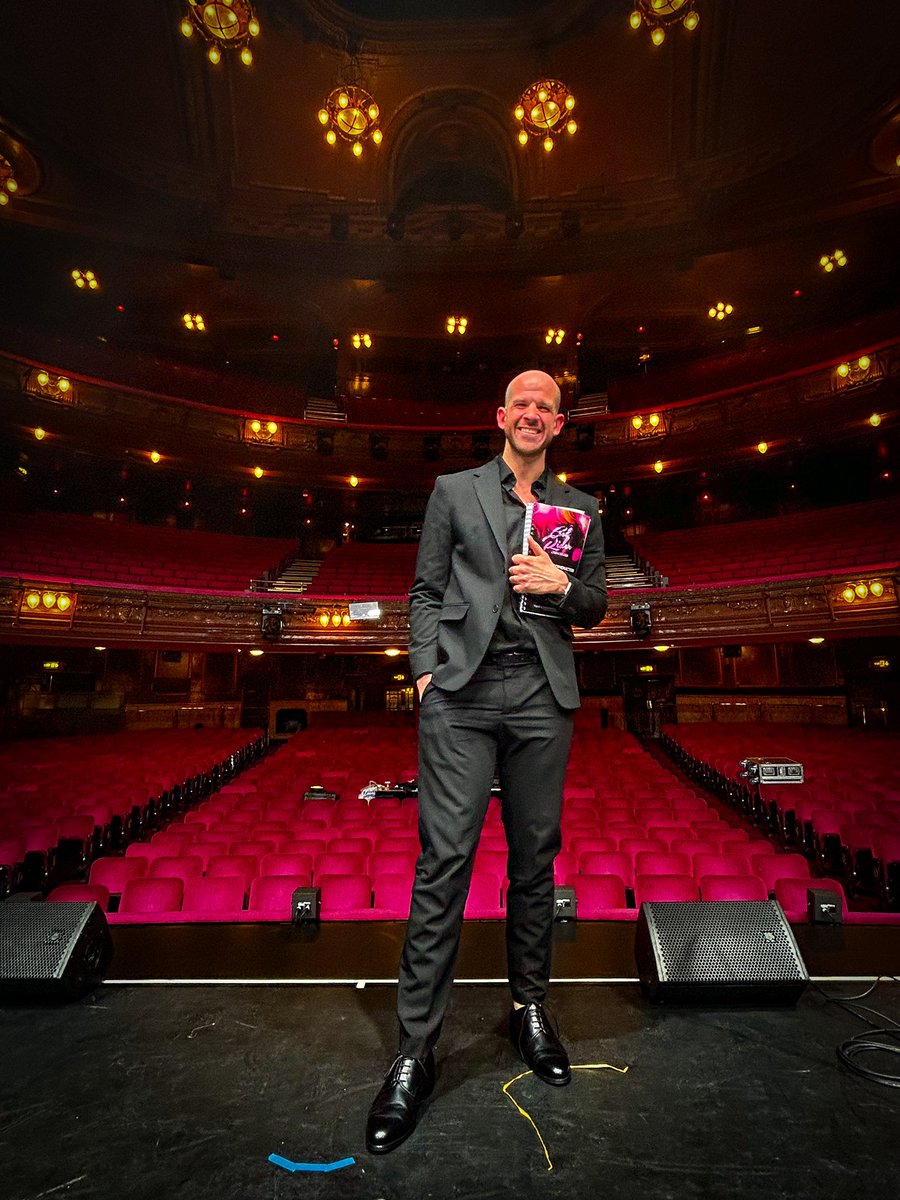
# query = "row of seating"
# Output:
<box><xmin>50</xmin><ymin>865</ymin><xmax>851</xmax><ymax>925</ymax></box>
<box><xmin>0</xmin><ymin>510</ymin><xmax>297</xmax><ymax>592</ymax></box>
<box><xmin>0</xmin><ymin>728</ymin><xmax>265</xmax><ymax>894</ymax></box>
<box><xmin>628</xmin><ymin>494</ymin><xmax>900</xmax><ymax>587</ymax></box>
<box><xmin>661</xmin><ymin>722</ymin><xmax>900</xmax><ymax>904</ymax></box>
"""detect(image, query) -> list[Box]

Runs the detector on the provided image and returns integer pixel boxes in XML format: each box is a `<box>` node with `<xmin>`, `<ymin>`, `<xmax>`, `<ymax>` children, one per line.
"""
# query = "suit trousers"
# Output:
<box><xmin>397</xmin><ymin>660</ymin><xmax>574</xmax><ymax>1058</ymax></box>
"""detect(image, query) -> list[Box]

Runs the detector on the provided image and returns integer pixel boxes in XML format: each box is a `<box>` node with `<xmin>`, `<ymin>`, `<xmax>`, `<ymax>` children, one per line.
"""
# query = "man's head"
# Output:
<box><xmin>497</xmin><ymin>370</ymin><xmax>564</xmax><ymax>461</ymax></box>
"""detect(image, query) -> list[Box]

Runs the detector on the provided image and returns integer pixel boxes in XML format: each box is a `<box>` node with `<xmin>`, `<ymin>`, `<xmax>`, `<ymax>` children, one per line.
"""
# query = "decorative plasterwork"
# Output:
<box><xmin>1</xmin><ymin>575</ymin><xmax>896</xmax><ymax>651</ymax></box>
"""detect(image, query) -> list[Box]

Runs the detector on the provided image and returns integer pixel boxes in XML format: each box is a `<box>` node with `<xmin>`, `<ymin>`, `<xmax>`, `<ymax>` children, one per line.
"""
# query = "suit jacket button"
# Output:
<box><xmin>492</xmin><ymin>604</ymin><xmax>499</xmax><ymax>613</ymax></box>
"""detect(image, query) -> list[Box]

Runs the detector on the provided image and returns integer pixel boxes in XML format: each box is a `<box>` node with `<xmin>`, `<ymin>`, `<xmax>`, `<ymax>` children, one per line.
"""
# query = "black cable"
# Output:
<box><xmin>811</xmin><ymin>977</ymin><xmax>900</xmax><ymax>1087</ymax></box>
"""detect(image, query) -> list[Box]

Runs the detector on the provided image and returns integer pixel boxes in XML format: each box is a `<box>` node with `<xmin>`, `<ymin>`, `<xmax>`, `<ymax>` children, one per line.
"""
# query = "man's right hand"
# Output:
<box><xmin>416</xmin><ymin>673</ymin><xmax>433</xmax><ymax>700</ymax></box>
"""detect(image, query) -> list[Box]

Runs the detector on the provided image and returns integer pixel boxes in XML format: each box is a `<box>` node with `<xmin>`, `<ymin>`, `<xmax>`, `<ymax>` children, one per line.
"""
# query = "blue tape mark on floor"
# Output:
<box><xmin>268</xmin><ymin>1153</ymin><xmax>355</xmax><ymax>1173</ymax></box>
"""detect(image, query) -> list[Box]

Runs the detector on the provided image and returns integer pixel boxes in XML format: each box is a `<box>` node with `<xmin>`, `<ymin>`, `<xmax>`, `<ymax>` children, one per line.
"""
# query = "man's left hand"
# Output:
<box><xmin>509</xmin><ymin>536</ymin><xmax>569</xmax><ymax>595</ymax></box>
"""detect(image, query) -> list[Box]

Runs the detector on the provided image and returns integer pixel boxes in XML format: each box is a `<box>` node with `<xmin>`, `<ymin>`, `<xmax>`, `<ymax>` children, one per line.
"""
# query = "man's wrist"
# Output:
<box><xmin>559</xmin><ymin>576</ymin><xmax>573</xmax><ymax>598</ymax></box>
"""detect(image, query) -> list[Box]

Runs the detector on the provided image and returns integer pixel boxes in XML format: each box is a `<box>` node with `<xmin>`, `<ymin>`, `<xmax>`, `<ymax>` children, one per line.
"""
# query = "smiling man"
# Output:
<box><xmin>365</xmin><ymin>369</ymin><xmax>608</xmax><ymax>1155</ymax></box>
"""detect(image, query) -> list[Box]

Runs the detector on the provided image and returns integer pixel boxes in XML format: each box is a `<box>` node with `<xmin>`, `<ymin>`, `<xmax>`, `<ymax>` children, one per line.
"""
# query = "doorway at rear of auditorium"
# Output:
<box><xmin>622</xmin><ymin>675</ymin><xmax>675</xmax><ymax>738</ymax></box>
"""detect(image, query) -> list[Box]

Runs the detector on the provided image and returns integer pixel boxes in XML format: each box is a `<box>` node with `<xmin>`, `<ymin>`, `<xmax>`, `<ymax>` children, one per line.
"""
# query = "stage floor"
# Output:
<box><xmin>3</xmin><ymin>925</ymin><xmax>899</xmax><ymax>1200</ymax></box>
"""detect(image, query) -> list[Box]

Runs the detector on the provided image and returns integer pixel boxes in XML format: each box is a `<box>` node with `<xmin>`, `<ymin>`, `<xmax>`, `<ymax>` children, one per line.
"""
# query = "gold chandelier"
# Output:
<box><xmin>629</xmin><ymin>1</ymin><xmax>699</xmax><ymax>46</ymax></box>
<box><xmin>180</xmin><ymin>0</ymin><xmax>260</xmax><ymax>66</ymax></box>
<box><xmin>0</xmin><ymin>154</ymin><xmax>18</xmax><ymax>206</ymax></box>
<box><xmin>514</xmin><ymin>79</ymin><xmax>576</xmax><ymax>152</ymax></box>
<box><xmin>318</xmin><ymin>86</ymin><xmax>383</xmax><ymax>157</ymax></box>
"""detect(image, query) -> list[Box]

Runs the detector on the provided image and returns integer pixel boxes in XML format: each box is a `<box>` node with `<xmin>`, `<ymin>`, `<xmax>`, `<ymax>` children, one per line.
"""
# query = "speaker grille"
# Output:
<box><xmin>635</xmin><ymin>900</ymin><xmax>809</xmax><ymax>1005</ymax></box>
<box><xmin>0</xmin><ymin>902</ymin><xmax>111</xmax><ymax>999</ymax></box>
<box><xmin>0</xmin><ymin>903</ymin><xmax>98</xmax><ymax>979</ymax></box>
<box><xmin>647</xmin><ymin>901</ymin><xmax>806</xmax><ymax>982</ymax></box>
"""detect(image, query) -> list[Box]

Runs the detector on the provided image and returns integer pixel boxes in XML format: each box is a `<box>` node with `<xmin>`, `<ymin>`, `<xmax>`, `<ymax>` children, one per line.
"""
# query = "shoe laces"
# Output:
<box><xmin>389</xmin><ymin>1054</ymin><xmax>423</xmax><ymax>1089</ymax></box>
<box><xmin>520</xmin><ymin>1002</ymin><xmax>559</xmax><ymax>1042</ymax></box>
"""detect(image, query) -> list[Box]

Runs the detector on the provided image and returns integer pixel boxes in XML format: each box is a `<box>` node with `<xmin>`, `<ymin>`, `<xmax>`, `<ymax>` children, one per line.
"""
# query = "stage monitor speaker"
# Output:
<box><xmin>0</xmin><ymin>902</ymin><xmax>113</xmax><ymax>1002</ymax></box>
<box><xmin>635</xmin><ymin>900</ymin><xmax>808</xmax><ymax>1005</ymax></box>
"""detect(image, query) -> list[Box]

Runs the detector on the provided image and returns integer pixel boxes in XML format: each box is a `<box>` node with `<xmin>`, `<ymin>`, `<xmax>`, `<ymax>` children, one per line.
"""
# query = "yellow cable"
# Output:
<box><xmin>502</xmin><ymin>1062</ymin><xmax>630</xmax><ymax>1172</ymax></box>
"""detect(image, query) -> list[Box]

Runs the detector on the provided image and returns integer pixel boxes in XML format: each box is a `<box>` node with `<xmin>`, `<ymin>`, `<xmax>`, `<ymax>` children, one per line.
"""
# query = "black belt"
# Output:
<box><xmin>482</xmin><ymin>649</ymin><xmax>540</xmax><ymax>667</ymax></box>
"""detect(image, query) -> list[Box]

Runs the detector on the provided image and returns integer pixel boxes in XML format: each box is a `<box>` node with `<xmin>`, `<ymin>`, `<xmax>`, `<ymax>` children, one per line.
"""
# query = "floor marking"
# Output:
<box><xmin>268</xmin><ymin>1153</ymin><xmax>354</xmax><ymax>1173</ymax></box>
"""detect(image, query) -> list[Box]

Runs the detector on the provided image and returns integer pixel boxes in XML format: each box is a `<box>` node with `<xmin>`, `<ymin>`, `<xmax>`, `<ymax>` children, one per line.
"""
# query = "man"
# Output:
<box><xmin>366</xmin><ymin>369</ymin><xmax>608</xmax><ymax>1154</ymax></box>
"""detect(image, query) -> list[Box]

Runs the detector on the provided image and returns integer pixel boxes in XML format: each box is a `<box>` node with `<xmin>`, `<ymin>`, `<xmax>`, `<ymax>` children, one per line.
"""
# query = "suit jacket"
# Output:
<box><xmin>408</xmin><ymin>458</ymin><xmax>608</xmax><ymax>709</ymax></box>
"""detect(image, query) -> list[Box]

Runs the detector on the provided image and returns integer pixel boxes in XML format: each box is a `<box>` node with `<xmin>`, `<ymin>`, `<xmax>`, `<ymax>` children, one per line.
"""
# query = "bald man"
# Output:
<box><xmin>366</xmin><ymin>371</ymin><xmax>608</xmax><ymax>1154</ymax></box>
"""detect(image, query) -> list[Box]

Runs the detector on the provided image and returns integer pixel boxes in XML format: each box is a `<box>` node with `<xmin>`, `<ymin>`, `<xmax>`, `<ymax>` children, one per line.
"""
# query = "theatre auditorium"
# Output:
<box><xmin>1</xmin><ymin>4</ymin><xmax>898</xmax><ymax>1198</ymax></box>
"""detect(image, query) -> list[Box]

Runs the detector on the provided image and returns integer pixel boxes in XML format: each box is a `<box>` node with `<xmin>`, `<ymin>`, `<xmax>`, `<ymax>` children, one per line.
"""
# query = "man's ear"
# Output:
<box><xmin>496</xmin><ymin>405</ymin><xmax>508</xmax><ymax>431</ymax></box>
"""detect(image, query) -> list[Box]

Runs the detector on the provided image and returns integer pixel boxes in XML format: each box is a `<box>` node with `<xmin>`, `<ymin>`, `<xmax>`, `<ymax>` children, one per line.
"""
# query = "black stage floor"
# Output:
<box><xmin>3</xmin><ymin>922</ymin><xmax>899</xmax><ymax>1200</ymax></box>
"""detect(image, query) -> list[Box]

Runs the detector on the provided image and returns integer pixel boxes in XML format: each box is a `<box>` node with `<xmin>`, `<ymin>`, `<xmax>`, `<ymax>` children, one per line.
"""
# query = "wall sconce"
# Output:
<box><xmin>628</xmin><ymin>412</ymin><xmax>666</xmax><ymax>439</ymax></box>
<box><xmin>243</xmin><ymin>418</ymin><xmax>283</xmax><ymax>446</ymax></box>
<box><xmin>316</xmin><ymin>607</ymin><xmax>352</xmax><ymax>628</ymax></box>
<box><xmin>25</xmin><ymin>369</ymin><xmax>75</xmax><ymax>406</ymax></box>
<box><xmin>19</xmin><ymin>588</ymin><xmax>78</xmax><ymax>622</ymax></box>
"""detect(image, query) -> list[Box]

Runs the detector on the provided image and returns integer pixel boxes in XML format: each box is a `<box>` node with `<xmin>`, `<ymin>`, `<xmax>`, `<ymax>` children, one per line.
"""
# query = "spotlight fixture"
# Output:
<box><xmin>182</xmin><ymin>312</ymin><xmax>206</xmax><ymax>332</ymax></box>
<box><xmin>71</xmin><ymin>269</ymin><xmax>100</xmax><ymax>291</ymax></box>
<box><xmin>149</xmin><ymin>451</ymin><xmax>161</xmax><ymax>463</ymax></box>
<box><xmin>629</xmin><ymin>1</ymin><xmax>700</xmax><ymax>46</ymax></box>
<box><xmin>253</xmin><ymin>466</ymin><xmax>264</xmax><ymax>479</ymax></box>
<box><xmin>869</xmin><ymin>414</ymin><xmax>882</xmax><ymax>427</ymax></box>
<box><xmin>180</xmin><ymin>0</ymin><xmax>260</xmax><ymax>66</ymax></box>
<box><xmin>629</xmin><ymin>601</ymin><xmax>652</xmax><ymax>639</ymax></box>
<box><xmin>0</xmin><ymin>153</ymin><xmax>18</xmax><ymax>205</ymax></box>
<box><xmin>707</xmin><ymin>302</ymin><xmax>733</xmax><ymax>321</ymax></box>
<box><xmin>33</xmin><ymin>427</ymin><xmax>46</xmax><ymax>441</ymax></box>
<box><xmin>514</xmin><ymin>79</ymin><xmax>576</xmax><ymax>151</ymax></box>
<box><xmin>260</xmin><ymin>606</ymin><xmax>284</xmax><ymax>641</ymax></box>
<box><xmin>545</xmin><ymin>328</ymin><xmax>566</xmax><ymax>345</ymax></box>
<box><xmin>505</xmin><ymin>210</ymin><xmax>524</xmax><ymax>240</ymax></box>
<box><xmin>386</xmin><ymin>212</ymin><xmax>405</xmax><ymax>241</ymax></box>
<box><xmin>819</xmin><ymin>249</ymin><xmax>848</xmax><ymax>273</ymax></box>
<box><xmin>351</xmin><ymin>331</ymin><xmax>373</xmax><ymax>350</ymax></box>
<box><xmin>348</xmin><ymin>475</ymin><xmax>359</xmax><ymax>488</ymax></box>
<box><xmin>446</xmin><ymin>315</ymin><xmax>468</xmax><ymax>335</ymax></box>
<box><xmin>317</xmin><ymin>85</ymin><xmax>383</xmax><ymax>157</ymax></box>
<box><xmin>757</xmin><ymin>442</ymin><xmax>768</xmax><ymax>455</ymax></box>
<box><xmin>653</xmin><ymin>460</ymin><xmax>664</xmax><ymax>473</ymax></box>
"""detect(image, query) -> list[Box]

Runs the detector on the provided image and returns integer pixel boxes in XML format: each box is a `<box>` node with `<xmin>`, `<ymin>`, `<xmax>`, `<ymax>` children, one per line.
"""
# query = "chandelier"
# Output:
<box><xmin>0</xmin><ymin>154</ymin><xmax>18</xmax><ymax>206</ymax></box>
<box><xmin>514</xmin><ymin>80</ymin><xmax>576</xmax><ymax>152</ymax></box>
<box><xmin>629</xmin><ymin>1</ymin><xmax>699</xmax><ymax>46</ymax></box>
<box><xmin>180</xmin><ymin>0</ymin><xmax>260</xmax><ymax>66</ymax></box>
<box><xmin>318</xmin><ymin>86</ymin><xmax>383</xmax><ymax>157</ymax></box>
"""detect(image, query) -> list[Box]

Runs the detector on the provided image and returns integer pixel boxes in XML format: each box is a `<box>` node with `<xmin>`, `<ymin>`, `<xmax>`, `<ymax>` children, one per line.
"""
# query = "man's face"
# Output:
<box><xmin>497</xmin><ymin>374</ymin><xmax>564</xmax><ymax>458</ymax></box>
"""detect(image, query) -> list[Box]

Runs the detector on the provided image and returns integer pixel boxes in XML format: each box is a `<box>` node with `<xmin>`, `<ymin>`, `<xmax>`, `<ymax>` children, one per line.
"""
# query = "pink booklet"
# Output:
<box><xmin>519</xmin><ymin>502</ymin><xmax>591</xmax><ymax>618</ymax></box>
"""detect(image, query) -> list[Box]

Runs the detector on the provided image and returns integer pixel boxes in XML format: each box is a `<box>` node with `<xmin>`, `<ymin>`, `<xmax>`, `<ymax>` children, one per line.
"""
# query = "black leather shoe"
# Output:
<box><xmin>510</xmin><ymin>1003</ymin><xmax>571</xmax><ymax>1086</ymax></box>
<box><xmin>365</xmin><ymin>1051</ymin><xmax>435</xmax><ymax>1154</ymax></box>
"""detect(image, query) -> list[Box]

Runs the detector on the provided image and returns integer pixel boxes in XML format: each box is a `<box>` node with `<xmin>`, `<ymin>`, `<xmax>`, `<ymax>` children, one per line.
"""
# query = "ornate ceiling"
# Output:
<box><xmin>0</xmin><ymin>1</ymin><xmax>899</xmax><ymax>509</ymax></box>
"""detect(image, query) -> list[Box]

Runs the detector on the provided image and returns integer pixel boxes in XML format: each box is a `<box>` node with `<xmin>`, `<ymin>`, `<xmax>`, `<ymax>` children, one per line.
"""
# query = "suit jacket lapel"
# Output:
<box><xmin>473</xmin><ymin>461</ymin><xmax>508</xmax><ymax>560</ymax></box>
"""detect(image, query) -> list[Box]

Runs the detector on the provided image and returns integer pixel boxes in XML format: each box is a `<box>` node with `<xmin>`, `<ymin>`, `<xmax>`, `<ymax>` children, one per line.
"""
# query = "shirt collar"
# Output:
<box><xmin>496</xmin><ymin>454</ymin><xmax>550</xmax><ymax>495</ymax></box>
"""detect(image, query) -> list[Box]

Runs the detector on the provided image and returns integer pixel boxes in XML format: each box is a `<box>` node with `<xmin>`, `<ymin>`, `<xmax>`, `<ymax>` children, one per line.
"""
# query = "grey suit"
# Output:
<box><xmin>408</xmin><ymin>461</ymin><xmax>608</xmax><ymax>704</ymax></box>
<box><xmin>398</xmin><ymin>458</ymin><xmax>608</xmax><ymax>1057</ymax></box>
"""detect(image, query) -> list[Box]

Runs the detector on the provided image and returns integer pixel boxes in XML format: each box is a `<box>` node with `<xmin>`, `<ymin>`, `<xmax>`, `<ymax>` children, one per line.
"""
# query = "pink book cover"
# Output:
<box><xmin>519</xmin><ymin>502</ymin><xmax>591</xmax><ymax>618</ymax></box>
